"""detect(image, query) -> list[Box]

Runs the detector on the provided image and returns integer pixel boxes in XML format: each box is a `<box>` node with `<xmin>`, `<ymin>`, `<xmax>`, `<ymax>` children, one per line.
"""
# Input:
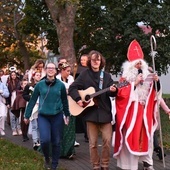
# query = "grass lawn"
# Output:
<box><xmin>0</xmin><ymin>138</ymin><xmax>66</xmax><ymax>170</ymax></box>
<box><xmin>160</xmin><ymin>95</ymin><xmax>170</xmax><ymax>149</ymax></box>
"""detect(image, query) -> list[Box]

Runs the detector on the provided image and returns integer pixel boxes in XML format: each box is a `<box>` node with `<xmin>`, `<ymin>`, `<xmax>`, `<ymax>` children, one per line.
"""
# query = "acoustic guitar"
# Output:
<box><xmin>68</xmin><ymin>81</ymin><xmax>129</xmax><ymax>116</ymax></box>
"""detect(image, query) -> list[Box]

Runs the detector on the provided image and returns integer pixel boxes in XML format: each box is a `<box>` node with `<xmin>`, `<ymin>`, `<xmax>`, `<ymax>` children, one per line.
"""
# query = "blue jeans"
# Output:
<box><xmin>38</xmin><ymin>112</ymin><xmax>64</xmax><ymax>169</ymax></box>
<box><xmin>31</xmin><ymin>118</ymin><xmax>39</xmax><ymax>143</ymax></box>
<box><xmin>9</xmin><ymin>109</ymin><xmax>21</xmax><ymax>131</ymax></box>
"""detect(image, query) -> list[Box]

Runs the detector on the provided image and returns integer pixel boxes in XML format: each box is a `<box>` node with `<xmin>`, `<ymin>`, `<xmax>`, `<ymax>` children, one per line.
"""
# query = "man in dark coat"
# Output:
<box><xmin>68</xmin><ymin>50</ymin><xmax>118</xmax><ymax>170</ymax></box>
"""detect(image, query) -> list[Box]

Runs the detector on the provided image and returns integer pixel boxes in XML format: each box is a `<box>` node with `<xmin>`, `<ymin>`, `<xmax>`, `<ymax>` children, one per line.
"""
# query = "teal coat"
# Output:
<box><xmin>25</xmin><ymin>78</ymin><xmax>70</xmax><ymax>119</ymax></box>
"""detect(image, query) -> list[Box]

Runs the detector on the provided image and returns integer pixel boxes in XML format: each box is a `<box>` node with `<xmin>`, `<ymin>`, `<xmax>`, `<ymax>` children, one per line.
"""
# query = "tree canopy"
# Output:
<box><xmin>1</xmin><ymin>0</ymin><xmax>170</xmax><ymax>75</ymax></box>
<box><xmin>75</xmin><ymin>0</ymin><xmax>170</xmax><ymax>75</ymax></box>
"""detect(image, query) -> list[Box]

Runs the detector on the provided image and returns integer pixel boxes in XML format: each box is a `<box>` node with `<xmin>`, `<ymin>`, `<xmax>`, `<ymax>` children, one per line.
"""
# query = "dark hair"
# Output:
<box><xmin>57</xmin><ymin>57</ymin><xmax>67</xmax><ymax>63</ymax></box>
<box><xmin>79</xmin><ymin>54</ymin><xmax>89</xmax><ymax>65</ymax></box>
<box><xmin>7</xmin><ymin>71</ymin><xmax>20</xmax><ymax>92</ymax></box>
<box><xmin>87</xmin><ymin>50</ymin><xmax>105</xmax><ymax>70</ymax></box>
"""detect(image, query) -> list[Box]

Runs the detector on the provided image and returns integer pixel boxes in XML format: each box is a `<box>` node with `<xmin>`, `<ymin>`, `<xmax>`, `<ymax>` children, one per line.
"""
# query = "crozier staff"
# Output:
<box><xmin>114</xmin><ymin>40</ymin><xmax>161</xmax><ymax>170</ymax></box>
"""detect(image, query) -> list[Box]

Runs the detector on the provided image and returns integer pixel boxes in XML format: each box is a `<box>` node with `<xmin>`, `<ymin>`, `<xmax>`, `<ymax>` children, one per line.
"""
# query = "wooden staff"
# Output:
<box><xmin>150</xmin><ymin>35</ymin><xmax>166</xmax><ymax>168</ymax></box>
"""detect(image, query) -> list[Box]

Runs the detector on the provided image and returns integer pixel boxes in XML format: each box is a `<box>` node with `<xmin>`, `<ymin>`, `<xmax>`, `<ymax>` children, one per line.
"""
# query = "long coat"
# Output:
<box><xmin>11</xmin><ymin>90</ymin><xmax>26</xmax><ymax>118</ymax></box>
<box><xmin>68</xmin><ymin>69</ymin><xmax>118</xmax><ymax>123</ymax></box>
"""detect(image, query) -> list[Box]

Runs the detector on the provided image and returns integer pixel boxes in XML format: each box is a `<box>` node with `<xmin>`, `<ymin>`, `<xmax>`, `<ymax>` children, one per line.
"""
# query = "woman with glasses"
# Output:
<box><xmin>24</xmin><ymin>63</ymin><xmax>70</xmax><ymax>170</ymax></box>
<box><xmin>69</xmin><ymin>50</ymin><xmax>118</xmax><ymax>170</ymax></box>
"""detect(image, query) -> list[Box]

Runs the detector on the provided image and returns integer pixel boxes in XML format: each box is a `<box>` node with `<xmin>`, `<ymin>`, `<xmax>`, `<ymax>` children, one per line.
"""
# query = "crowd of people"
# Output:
<box><xmin>0</xmin><ymin>40</ymin><xmax>170</xmax><ymax>170</ymax></box>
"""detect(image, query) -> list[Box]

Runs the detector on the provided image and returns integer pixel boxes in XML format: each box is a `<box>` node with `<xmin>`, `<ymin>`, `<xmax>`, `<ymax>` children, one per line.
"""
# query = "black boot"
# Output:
<box><xmin>154</xmin><ymin>146</ymin><xmax>166</xmax><ymax>160</ymax></box>
<box><xmin>22</xmin><ymin>135</ymin><xmax>29</xmax><ymax>142</ymax></box>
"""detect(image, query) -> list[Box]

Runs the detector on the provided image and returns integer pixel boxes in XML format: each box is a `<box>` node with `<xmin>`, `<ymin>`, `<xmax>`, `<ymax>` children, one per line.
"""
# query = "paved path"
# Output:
<box><xmin>2</xmin><ymin>123</ymin><xmax>170</xmax><ymax>170</ymax></box>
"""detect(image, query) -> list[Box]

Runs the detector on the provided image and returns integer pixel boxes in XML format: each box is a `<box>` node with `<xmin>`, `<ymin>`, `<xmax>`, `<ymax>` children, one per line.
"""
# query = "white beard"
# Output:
<box><xmin>122</xmin><ymin>59</ymin><xmax>151</xmax><ymax>103</ymax></box>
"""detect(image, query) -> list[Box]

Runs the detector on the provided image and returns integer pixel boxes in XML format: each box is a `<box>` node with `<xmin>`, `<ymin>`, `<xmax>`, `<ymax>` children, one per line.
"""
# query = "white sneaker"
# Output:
<box><xmin>33</xmin><ymin>142</ymin><xmax>40</xmax><ymax>150</ymax></box>
<box><xmin>12</xmin><ymin>130</ymin><xmax>18</xmax><ymax>136</ymax></box>
<box><xmin>17</xmin><ymin>129</ymin><xmax>22</xmax><ymax>135</ymax></box>
<box><xmin>74</xmin><ymin>141</ymin><xmax>80</xmax><ymax>147</ymax></box>
<box><xmin>0</xmin><ymin>129</ymin><xmax>5</xmax><ymax>136</ymax></box>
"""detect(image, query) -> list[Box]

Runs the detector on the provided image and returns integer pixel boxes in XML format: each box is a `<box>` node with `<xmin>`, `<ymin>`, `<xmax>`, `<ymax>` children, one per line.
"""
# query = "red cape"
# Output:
<box><xmin>114</xmin><ymin>82</ymin><xmax>158</xmax><ymax>156</ymax></box>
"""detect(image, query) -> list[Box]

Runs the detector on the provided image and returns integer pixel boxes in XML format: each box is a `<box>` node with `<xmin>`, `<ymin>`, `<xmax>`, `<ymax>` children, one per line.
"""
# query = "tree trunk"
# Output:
<box><xmin>18</xmin><ymin>41</ymin><xmax>30</xmax><ymax>70</ymax></box>
<box><xmin>13</xmin><ymin>7</ymin><xmax>30</xmax><ymax>71</ymax></box>
<box><xmin>45</xmin><ymin>0</ymin><xmax>77</xmax><ymax>69</ymax></box>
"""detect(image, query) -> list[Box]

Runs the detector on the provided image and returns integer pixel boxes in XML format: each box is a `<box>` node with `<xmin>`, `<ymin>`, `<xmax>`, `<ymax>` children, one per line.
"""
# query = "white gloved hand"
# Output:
<box><xmin>0</xmin><ymin>90</ymin><xmax>3</xmax><ymax>94</ymax></box>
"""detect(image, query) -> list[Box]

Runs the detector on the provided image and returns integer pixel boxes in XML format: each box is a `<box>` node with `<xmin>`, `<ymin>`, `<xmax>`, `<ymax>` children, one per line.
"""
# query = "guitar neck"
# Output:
<box><xmin>90</xmin><ymin>87</ymin><xmax>110</xmax><ymax>99</ymax></box>
<box><xmin>88</xmin><ymin>81</ymin><xmax>128</xmax><ymax>99</ymax></box>
<box><xmin>86</xmin><ymin>81</ymin><xmax>129</xmax><ymax>101</ymax></box>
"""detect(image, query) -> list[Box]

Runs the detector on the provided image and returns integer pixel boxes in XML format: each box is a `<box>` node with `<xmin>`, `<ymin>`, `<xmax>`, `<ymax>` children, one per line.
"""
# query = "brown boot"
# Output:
<box><xmin>101</xmin><ymin>167</ymin><xmax>109</xmax><ymax>170</ymax></box>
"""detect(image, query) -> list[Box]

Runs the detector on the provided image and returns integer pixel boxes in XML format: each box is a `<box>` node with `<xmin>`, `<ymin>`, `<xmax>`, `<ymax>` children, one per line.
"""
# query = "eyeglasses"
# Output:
<box><xmin>46</xmin><ymin>67</ymin><xmax>56</xmax><ymax>70</ymax></box>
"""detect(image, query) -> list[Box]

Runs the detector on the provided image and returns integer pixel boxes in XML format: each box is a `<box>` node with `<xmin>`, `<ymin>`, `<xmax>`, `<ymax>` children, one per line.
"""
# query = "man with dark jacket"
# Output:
<box><xmin>68</xmin><ymin>50</ymin><xmax>118</xmax><ymax>170</ymax></box>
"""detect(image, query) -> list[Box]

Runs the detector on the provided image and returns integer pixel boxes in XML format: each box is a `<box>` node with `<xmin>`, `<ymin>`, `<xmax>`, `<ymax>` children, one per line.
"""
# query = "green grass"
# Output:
<box><xmin>162</xmin><ymin>94</ymin><xmax>170</xmax><ymax>99</ymax></box>
<box><xmin>0</xmin><ymin>138</ymin><xmax>66</xmax><ymax>170</ymax></box>
<box><xmin>159</xmin><ymin>96</ymin><xmax>170</xmax><ymax>149</ymax></box>
<box><xmin>160</xmin><ymin>112</ymin><xmax>170</xmax><ymax>148</ymax></box>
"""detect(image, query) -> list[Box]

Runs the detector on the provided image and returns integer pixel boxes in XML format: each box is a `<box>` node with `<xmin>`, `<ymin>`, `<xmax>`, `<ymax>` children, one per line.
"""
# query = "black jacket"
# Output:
<box><xmin>68</xmin><ymin>69</ymin><xmax>118</xmax><ymax>123</ymax></box>
<box><xmin>22</xmin><ymin>84</ymin><xmax>32</xmax><ymax>102</ymax></box>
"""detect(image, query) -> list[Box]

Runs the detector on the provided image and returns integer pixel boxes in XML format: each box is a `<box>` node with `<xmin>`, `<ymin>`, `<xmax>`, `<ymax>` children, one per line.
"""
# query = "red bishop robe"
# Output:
<box><xmin>114</xmin><ymin>82</ymin><xmax>158</xmax><ymax>156</ymax></box>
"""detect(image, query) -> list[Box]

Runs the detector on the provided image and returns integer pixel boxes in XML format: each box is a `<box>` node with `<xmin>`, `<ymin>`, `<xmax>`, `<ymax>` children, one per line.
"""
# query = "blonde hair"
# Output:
<box><xmin>31</xmin><ymin>59</ymin><xmax>45</xmax><ymax>69</ymax></box>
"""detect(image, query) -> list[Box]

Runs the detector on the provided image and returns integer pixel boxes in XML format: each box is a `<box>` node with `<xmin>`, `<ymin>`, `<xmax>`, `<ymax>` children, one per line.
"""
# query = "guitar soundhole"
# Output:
<box><xmin>85</xmin><ymin>95</ymin><xmax>90</xmax><ymax>101</ymax></box>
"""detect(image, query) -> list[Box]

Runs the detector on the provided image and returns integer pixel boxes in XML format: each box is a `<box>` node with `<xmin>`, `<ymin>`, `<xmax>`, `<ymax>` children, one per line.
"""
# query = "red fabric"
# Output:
<box><xmin>114</xmin><ymin>84</ymin><xmax>132</xmax><ymax>154</ymax></box>
<box><xmin>127</xmin><ymin>40</ymin><xmax>144</xmax><ymax>61</ymax></box>
<box><xmin>146</xmin><ymin>89</ymin><xmax>156</xmax><ymax>133</ymax></box>
<box><xmin>114</xmin><ymin>84</ymin><xmax>156</xmax><ymax>155</ymax></box>
<box><xmin>126</xmin><ymin>104</ymin><xmax>148</xmax><ymax>152</ymax></box>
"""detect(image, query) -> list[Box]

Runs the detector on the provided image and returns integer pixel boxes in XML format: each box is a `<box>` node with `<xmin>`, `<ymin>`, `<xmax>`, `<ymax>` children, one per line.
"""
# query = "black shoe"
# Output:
<box><xmin>44</xmin><ymin>158</ymin><xmax>51</xmax><ymax>170</ymax></box>
<box><xmin>143</xmin><ymin>162</ymin><xmax>155</xmax><ymax>170</ymax></box>
<box><xmin>154</xmin><ymin>146</ymin><xmax>166</xmax><ymax>160</ymax></box>
<box><xmin>51</xmin><ymin>167</ymin><xmax>57</xmax><ymax>170</ymax></box>
<box><xmin>85</xmin><ymin>137</ymin><xmax>89</xmax><ymax>143</ymax></box>
<box><xmin>143</xmin><ymin>161</ymin><xmax>151</xmax><ymax>168</ymax></box>
<box><xmin>22</xmin><ymin>136</ymin><xmax>29</xmax><ymax>142</ymax></box>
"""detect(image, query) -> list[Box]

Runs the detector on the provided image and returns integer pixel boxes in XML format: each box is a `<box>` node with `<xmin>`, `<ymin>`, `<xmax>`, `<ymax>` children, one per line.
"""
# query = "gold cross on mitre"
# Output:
<box><xmin>127</xmin><ymin>39</ymin><xmax>144</xmax><ymax>61</ymax></box>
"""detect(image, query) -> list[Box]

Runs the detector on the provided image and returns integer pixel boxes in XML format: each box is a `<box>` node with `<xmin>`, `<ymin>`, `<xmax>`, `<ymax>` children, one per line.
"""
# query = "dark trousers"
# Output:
<box><xmin>21</xmin><ymin>108</ymin><xmax>29</xmax><ymax>138</ymax></box>
<box><xmin>38</xmin><ymin>112</ymin><xmax>64</xmax><ymax>169</ymax></box>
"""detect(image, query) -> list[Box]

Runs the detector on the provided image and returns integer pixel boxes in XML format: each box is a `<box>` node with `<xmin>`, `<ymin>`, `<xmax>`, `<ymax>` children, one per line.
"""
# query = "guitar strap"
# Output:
<box><xmin>99</xmin><ymin>69</ymin><xmax>104</xmax><ymax>90</ymax></box>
